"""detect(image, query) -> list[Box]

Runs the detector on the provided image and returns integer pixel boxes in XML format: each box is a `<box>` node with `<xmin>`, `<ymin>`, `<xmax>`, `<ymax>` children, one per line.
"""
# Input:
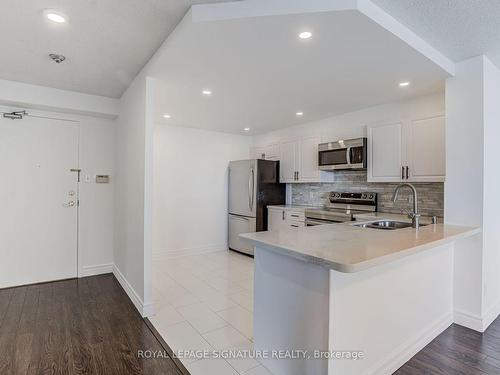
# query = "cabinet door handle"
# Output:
<box><xmin>291</xmin><ymin>224</ymin><xmax>299</xmax><ymax>228</ymax></box>
<box><xmin>406</xmin><ymin>166</ymin><xmax>409</xmax><ymax>179</ymax></box>
<box><xmin>402</xmin><ymin>166</ymin><xmax>405</xmax><ymax>179</ymax></box>
<box><xmin>297</xmin><ymin>171</ymin><xmax>299</xmax><ymax>180</ymax></box>
<box><xmin>282</xmin><ymin>211</ymin><xmax>285</xmax><ymax>220</ymax></box>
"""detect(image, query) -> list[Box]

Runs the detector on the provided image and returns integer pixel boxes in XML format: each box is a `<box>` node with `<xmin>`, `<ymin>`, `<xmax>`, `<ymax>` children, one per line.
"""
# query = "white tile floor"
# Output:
<box><xmin>151</xmin><ymin>250</ymin><xmax>273</xmax><ymax>374</ymax></box>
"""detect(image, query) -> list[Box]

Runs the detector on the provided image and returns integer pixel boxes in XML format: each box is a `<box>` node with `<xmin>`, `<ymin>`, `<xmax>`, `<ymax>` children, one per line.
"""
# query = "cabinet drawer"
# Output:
<box><xmin>286</xmin><ymin>220</ymin><xmax>305</xmax><ymax>228</ymax></box>
<box><xmin>285</xmin><ymin>210</ymin><xmax>305</xmax><ymax>222</ymax></box>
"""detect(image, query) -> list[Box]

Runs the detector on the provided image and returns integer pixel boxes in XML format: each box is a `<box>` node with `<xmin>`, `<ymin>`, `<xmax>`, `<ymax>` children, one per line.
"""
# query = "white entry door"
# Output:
<box><xmin>0</xmin><ymin>114</ymin><xmax>79</xmax><ymax>288</ymax></box>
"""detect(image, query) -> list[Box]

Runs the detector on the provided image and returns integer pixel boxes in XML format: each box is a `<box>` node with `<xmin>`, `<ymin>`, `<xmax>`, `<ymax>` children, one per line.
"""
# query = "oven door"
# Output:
<box><xmin>306</xmin><ymin>218</ymin><xmax>342</xmax><ymax>226</ymax></box>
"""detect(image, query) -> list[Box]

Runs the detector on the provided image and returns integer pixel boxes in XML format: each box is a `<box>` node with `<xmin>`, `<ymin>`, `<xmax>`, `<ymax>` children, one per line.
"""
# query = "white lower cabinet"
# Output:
<box><xmin>268</xmin><ymin>207</ymin><xmax>286</xmax><ymax>231</ymax></box>
<box><xmin>367</xmin><ymin>115</ymin><xmax>445</xmax><ymax>182</ymax></box>
<box><xmin>268</xmin><ymin>207</ymin><xmax>305</xmax><ymax>231</ymax></box>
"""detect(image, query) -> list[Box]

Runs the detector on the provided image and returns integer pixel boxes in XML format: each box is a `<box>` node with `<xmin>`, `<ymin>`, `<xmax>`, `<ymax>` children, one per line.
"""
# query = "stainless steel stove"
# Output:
<box><xmin>305</xmin><ymin>192</ymin><xmax>377</xmax><ymax>226</ymax></box>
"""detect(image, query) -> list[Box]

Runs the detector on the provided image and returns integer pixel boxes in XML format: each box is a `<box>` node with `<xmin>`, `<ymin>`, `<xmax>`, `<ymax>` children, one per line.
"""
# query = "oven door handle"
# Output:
<box><xmin>306</xmin><ymin>218</ymin><xmax>340</xmax><ymax>226</ymax></box>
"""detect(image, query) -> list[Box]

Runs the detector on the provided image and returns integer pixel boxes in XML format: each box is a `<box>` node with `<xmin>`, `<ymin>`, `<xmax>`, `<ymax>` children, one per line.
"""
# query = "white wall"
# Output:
<box><xmin>78</xmin><ymin>117</ymin><xmax>115</xmax><ymax>275</ymax></box>
<box><xmin>153</xmin><ymin>125</ymin><xmax>251</xmax><ymax>257</ymax></box>
<box><xmin>445</xmin><ymin>57</ymin><xmax>484</xmax><ymax>326</ymax></box>
<box><xmin>482</xmin><ymin>57</ymin><xmax>500</xmax><ymax>319</ymax></box>
<box><xmin>252</xmin><ymin>92</ymin><xmax>444</xmax><ymax>145</ymax></box>
<box><xmin>445</xmin><ymin>55</ymin><xmax>500</xmax><ymax>331</ymax></box>
<box><xmin>114</xmin><ymin>74</ymin><xmax>155</xmax><ymax>316</ymax></box>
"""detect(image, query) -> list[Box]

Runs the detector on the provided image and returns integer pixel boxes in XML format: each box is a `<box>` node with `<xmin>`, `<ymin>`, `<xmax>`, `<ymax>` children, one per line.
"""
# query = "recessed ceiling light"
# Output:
<box><xmin>296</xmin><ymin>111</ymin><xmax>304</xmax><ymax>117</ymax></box>
<box><xmin>399</xmin><ymin>81</ymin><xmax>410</xmax><ymax>87</ymax></box>
<box><xmin>163</xmin><ymin>114</ymin><xmax>171</xmax><ymax>119</ymax></box>
<box><xmin>298</xmin><ymin>31</ymin><xmax>312</xmax><ymax>39</ymax></box>
<box><xmin>244</xmin><ymin>127</ymin><xmax>250</xmax><ymax>132</ymax></box>
<box><xmin>202</xmin><ymin>89</ymin><xmax>212</xmax><ymax>96</ymax></box>
<box><xmin>44</xmin><ymin>10</ymin><xmax>67</xmax><ymax>23</ymax></box>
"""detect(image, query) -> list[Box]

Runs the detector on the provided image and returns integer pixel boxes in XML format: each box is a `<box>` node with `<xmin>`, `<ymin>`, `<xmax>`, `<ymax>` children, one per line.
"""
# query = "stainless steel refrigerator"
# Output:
<box><xmin>228</xmin><ymin>159</ymin><xmax>285</xmax><ymax>256</ymax></box>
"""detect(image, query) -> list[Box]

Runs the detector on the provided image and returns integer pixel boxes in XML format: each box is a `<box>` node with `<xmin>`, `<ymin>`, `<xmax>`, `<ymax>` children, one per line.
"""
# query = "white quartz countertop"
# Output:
<box><xmin>240</xmin><ymin>223</ymin><xmax>480</xmax><ymax>273</ymax></box>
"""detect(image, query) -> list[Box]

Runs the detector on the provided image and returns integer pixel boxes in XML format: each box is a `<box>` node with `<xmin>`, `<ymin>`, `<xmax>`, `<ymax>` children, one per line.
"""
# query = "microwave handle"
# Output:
<box><xmin>346</xmin><ymin>147</ymin><xmax>352</xmax><ymax>165</ymax></box>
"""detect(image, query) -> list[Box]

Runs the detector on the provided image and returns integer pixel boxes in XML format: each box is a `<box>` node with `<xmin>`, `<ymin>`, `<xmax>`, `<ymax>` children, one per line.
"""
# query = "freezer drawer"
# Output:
<box><xmin>228</xmin><ymin>214</ymin><xmax>256</xmax><ymax>255</ymax></box>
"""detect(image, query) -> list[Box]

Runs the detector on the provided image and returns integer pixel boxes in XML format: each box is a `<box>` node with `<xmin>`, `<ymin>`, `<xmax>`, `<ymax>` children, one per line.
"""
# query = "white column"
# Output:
<box><xmin>445</xmin><ymin>55</ymin><xmax>500</xmax><ymax>331</ymax></box>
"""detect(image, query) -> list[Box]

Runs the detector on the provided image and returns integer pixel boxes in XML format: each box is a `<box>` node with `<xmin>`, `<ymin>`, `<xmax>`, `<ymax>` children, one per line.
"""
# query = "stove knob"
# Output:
<box><xmin>369</xmin><ymin>194</ymin><xmax>374</xmax><ymax>199</ymax></box>
<box><xmin>361</xmin><ymin>193</ymin><xmax>367</xmax><ymax>199</ymax></box>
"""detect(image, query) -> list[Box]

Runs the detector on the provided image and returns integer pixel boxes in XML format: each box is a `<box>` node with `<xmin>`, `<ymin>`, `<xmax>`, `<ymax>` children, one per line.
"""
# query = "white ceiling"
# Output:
<box><xmin>0</xmin><ymin>0</ymin><xmax>234</xmax><ymax>98</ymax></box>
<box><xmin>372</xmin><ymin>0</ymin><xmax>500</xmax><ymax>67</ymax></box>
<box><xmin>155</xmin><ymin>8</ymin><xmax>449</xmax><ymax>134</ymax></box>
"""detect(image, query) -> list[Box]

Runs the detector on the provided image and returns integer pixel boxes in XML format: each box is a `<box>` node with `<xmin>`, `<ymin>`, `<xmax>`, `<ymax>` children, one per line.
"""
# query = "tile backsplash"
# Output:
<box><xmin>291</xmin><ymin>171</ymin><xmax>444</xmax><ymax>218</ymax></box>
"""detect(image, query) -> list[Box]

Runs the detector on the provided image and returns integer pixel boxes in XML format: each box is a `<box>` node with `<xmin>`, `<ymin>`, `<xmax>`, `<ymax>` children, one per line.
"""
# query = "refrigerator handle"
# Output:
<box><xmin>248</xmin><ymin>167</ymin><xmax>255</xmax><ymax>210</ymax></box>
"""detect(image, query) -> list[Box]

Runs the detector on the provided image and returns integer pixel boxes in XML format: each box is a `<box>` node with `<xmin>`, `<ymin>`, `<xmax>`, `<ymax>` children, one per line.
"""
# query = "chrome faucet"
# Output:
<box><xmin>392</xmin><ymin>183</ymin><xmax>420</xmax><ymax>229</ymax></box>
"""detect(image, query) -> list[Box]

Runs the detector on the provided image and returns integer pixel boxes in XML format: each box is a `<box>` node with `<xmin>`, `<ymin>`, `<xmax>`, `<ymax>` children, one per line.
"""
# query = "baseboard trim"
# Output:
<box><xmin>113</xmin><ymin>264</ymin><xmax>154</xmax><ymax>318</ymax></box>
<box><xmin>481</xmin><ymin>299</ymin><xmax>500</xmax><ymax>332</ymax></box>
<box><xmin>368</xmin><ymin>313</ymin><xmax>453</xmax><ymax>375</ymax></box>
<box><xmin>153</xmin><ymin>243</ymin><xmax>227</xmax><ymax>259</ymax></box>
<box><xmin>454</xmin><ymin>309</ymin><xmax>484</xmax><ymax>332</ymax></box>
<box><xmin>80</xmin><ymin>263</ymin><xmax>113</xmax><ymax>277</ymax></box>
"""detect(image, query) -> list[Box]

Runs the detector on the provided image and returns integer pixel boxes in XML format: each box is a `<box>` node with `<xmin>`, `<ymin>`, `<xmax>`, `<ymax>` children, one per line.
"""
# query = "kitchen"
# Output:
<box><xmin>228</xmin><ymin>93</ymin><xmax>445</xmax><ymax>256</ymax></box>
<box><xmin>223</xmin><ymin>93</ymin><xmax>472</xmax><ymax>375</ymax></box>
<box><xmin>149</xmin><ymin>3</ymin><xmax>499</xmax><ymax>375</ymax></box>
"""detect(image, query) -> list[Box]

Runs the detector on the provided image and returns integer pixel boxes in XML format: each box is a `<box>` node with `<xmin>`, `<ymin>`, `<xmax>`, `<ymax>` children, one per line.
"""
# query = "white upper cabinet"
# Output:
<box><xmin>406</xmin><ymin>116</ymin><xmax>445</xmax><ymax>182</ymax></box>
<box><xmin>297</xmin><ymin>136</ymin><xmax>321</xmax><ymax>182</ymax></box>
<box><xmin>367</xmin><ymin>115</ymin><xmax>445</xmax><ymax>182</ymax></box>
<box><xmin>279</xmin><ymin>135</ymin><xmax>321</xmax><ymax>183</ymax></box>
<box><xmin>368</xmin><ymin>122</ymin><xmax>403</xmax><ymax>182</ymax></box>
<box><xmin>250</xmin><ymin>143</ymin><xmax>279</xmax><ymax>160</ymax></box>
<box><xmin>279</xmin><ymin>139</ymin><xmax>298</xmax><ymax>183</ymax></box>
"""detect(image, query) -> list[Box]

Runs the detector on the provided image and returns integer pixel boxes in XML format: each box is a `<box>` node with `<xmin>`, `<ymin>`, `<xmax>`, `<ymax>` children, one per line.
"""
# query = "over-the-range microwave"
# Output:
<box><xmin>318</xmin><ymin>137</ymin><xmax>367</xmax><ymax>171</ymax></box>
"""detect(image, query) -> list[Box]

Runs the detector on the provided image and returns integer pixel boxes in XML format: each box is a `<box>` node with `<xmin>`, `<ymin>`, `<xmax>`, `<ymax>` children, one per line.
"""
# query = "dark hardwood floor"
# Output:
<box><xmin>3</xmin><ymin>274</ymin><xmax>500</xmax><ymax>375</ymax></box>
<box><xmin>0</xmin><ymin>274</ymin><xmax>182</xmax><ymax>375</ymax></box>
<box><xmin>395</xmin><ymin>317</ymin><xmax>500</xmax><ymax>374</ymax></box>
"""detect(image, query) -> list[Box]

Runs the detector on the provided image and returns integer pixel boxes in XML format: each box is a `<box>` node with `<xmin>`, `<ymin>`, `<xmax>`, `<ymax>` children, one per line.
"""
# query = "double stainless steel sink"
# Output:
<box><xmin>354</xmin><ymin>220</ymin><xmax>428</xmax><ymax>230</ymax></box>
